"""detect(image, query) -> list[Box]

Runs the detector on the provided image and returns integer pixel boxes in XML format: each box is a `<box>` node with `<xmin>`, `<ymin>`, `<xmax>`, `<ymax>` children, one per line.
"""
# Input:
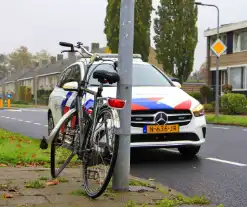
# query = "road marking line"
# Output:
<box><xmin>5</xmin><ymin>117</ymin><xmax>10</xmax><ymax>119</ymax></box>
<box><xmin>17</xmin><ymin>119</ymin><xmax>23</xmax><ymax>122</ymax></box>
<box><xmin>212</xmin><ymin>126</ymin><xmax>229</xmax><ymax>130</ymax></box>
<box><xmin>243</xmin><ymin>129</ymin><xmax>247</xmax><ymax>132</ymax></box>
<box><xmin>33</xmin><ymin>123</ymin><xmax>41</xmax><ymax>125</ymax></box>
<box><xmin>25</xmin><ymin>121</ymin><xmax>31</xmax><ymax>123</ymax></box>
<box><xmin>10</xmin><ymin>118</ymin><xmax>16</xmax><ymax>120</ymax></box>
<box><xmin>206</xmin><ymin>157</ymin><xmax>247</xmax><ymax>167</ymax></box>
<box><xmin>44</xmin><ymin>125</ymin><xmax>48</xmax><ymax>127</ymax></box>
<box><xmin>1</xmin><ymin>116</ymin><xmax>5</xmax><ymax>118</ymax></box>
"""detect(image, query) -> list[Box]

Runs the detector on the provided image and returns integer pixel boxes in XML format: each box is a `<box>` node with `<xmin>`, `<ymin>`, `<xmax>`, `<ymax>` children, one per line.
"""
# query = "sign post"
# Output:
<box><xmin>211</xmin><ymin>38</ymin><xmax>227</xmax><ymax>117</ymax></box>
<box><xmin>112</xmin><ymin>0</ymin><xmax>135</xmax><ymax>191</ymax></box>
<box><xmin>7</xmin><ymin>94</ymin><xmax>12</xmax><ymax>108</ymax></box>
<box><xmin>0</xmin><ymin>95</ymin><xmax>3</xmax><ymax>109</ymax></box>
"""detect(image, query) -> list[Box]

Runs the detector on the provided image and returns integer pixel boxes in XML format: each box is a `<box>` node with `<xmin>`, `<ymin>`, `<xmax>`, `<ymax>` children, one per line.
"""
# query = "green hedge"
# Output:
<box><xmin>189</xmin><ymin>92</ymin><xmax>202</xmax><ymax>103</ymax></box>
<box><xmin>221</xmin><ymin>93</ymin><xmax>247</xmax><ymax>115</ymax></box>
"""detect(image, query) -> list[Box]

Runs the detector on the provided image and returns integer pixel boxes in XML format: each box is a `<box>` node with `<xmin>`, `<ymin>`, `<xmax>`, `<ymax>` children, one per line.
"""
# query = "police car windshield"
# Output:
<box><xmin>87</xmin><ymin>63</ymin><xmax>172</xmax><ymax>87</ymax></box>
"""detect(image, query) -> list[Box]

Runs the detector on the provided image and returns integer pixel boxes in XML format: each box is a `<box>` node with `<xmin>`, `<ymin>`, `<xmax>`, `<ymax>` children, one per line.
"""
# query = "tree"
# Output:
<box><xmin>33</xmin><ymin>49</ymin><xmax>51</xmax><ymax>63</ymax></box>
<box><xmin>154</xmin><ymin>0</ymin><xmax>198</xmax><ymax>83</ymax></box>
<box><xmin>8</xmin><ymin>46</ymin><xmax>33</xmax><ymax>70</ymax></box>
<box><xmin>104</xmin><ymin>0</ymin><xmax>153</xmax><ymax>61</ymax></box>
<box><xmin>0</xmin><ymin>54</ymin><xmax>9</xmax><ymax>78</ymax></box>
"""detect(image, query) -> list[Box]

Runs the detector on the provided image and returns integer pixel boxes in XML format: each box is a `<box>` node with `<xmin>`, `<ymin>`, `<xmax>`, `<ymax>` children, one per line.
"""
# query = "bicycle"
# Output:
<box><xmin>39</xmin><ymin>41</ymin><xmax>126</xmax><ymax>198</ymax></box>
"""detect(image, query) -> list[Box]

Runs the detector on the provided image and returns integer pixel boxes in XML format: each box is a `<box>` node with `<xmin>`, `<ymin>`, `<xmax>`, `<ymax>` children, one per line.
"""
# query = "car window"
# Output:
<box><xmin>70</xmin><ymin>64</ymin><xmax>81</xmax><ymax>82</ymax></box>
<box><xmin>58</xmin><ymin>67</ymin><xmax>72</xmax><ymax>87</ymax></box>
<box><xmin>87</xmin><ymin>63</ymin><xmax>172</xmax><ymax>87</ymax></box>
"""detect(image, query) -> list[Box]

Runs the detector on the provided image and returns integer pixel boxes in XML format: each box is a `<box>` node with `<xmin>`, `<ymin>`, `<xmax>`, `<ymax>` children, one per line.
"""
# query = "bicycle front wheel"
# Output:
<box><xmin>51</xmin><ymin>111</ymin><xmax>78</xmax><ymax>178</ymax></box>
<box><xmin>83</xmin><ymin>107</ymin><xmax>119</xmax><ymax>198</ymax></box>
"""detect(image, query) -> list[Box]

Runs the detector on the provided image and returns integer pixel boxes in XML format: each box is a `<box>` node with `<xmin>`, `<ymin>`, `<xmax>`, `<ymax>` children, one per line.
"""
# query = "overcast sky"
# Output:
<box><xmin>1</xmin><ymin>0</ymin><xmax>247</xmax><ymax>71</ymax></box>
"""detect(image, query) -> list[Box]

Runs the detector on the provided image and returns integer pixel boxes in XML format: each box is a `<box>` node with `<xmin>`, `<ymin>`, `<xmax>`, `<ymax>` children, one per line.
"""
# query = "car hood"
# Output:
<box><xmin>87</xmin><ymin>86</ymin><xmax>200</xmax><ymax>111</ymax></box>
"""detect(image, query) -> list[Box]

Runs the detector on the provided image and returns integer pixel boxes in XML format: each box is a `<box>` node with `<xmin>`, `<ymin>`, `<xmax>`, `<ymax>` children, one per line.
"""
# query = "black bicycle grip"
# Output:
<box><xmin>59</xmin><ymin>42</ymin><xmax>73</xmax><ymax>47</ymax></box>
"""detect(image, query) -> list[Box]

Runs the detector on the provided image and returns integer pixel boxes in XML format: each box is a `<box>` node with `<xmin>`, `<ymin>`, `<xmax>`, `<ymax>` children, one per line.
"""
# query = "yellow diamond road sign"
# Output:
<box><xmin>211</xmin><ymin>38</ymin><xmax>227</xmax><ymax>57</ymax></box>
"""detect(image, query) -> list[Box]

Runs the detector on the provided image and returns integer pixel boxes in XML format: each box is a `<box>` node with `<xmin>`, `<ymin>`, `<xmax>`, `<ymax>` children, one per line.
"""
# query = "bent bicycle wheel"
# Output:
<box><xmin>50</xmin><ymin>110</ymin><xmax>79</xmax><ymax>178</ymax></box>
<box><xmin>83</xmin><ymin>106</ymin><xmax>119</xmax><ymax>198</ymax></box>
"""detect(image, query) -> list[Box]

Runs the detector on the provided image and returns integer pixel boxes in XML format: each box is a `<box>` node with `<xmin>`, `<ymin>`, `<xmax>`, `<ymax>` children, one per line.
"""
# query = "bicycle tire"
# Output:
<box><xmin>50</xmin><ymin>110</ymin><xmax>78</xmax><ymax>178</ymax></box>
<box><xmin>83</xmin><ymin>106</ymin><xmax>120</xmax><ymax>199</ymax></box>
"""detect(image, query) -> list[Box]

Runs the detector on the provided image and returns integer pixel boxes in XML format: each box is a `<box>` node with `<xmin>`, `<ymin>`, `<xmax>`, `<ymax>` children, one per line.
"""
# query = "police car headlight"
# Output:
<box><xmin>192</xmin><ymin>104</ymin><xmax>205</xmax><ymax>117</ymax></box>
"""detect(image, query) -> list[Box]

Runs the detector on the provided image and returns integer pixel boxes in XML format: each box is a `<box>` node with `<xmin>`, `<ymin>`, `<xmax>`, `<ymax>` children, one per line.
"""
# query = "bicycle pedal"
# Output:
<box><xmin>40</xmin><ymin>137</ymin><xmax>48</xmax><ymax>150</ymax></box>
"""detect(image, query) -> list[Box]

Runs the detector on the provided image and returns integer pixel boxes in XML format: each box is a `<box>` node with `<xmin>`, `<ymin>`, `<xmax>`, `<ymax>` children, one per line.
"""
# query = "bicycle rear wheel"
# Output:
<box><xmin>50</xmin><ymin>111</ymin><xmax>79</xmax><ymax>178</ymax></box>
<box><xmin>83</xmin><ymin>107</ymin><xmax>119</xmax><ymax>198</ymax></box>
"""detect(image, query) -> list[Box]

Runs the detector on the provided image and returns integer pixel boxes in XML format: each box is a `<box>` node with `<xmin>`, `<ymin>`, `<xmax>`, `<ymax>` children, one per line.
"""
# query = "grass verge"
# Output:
<box><xmin>206</xmin><ymin>114</ymin><xmax>247</xmax><ymax>127</ymax></box>
<box><xmin>0</xmin><ymin>128</ymin><xmax>50</xmax><ymax>166</ymax></box>
<box><xmin>2</xmin><ymin>103</ymin><xmax>48</xmax><ymax>109</ymax></box>
<box><xmin>0</xmin><ymin>128</ymin><xmax>79</xmax><ymax>167</ymax></box>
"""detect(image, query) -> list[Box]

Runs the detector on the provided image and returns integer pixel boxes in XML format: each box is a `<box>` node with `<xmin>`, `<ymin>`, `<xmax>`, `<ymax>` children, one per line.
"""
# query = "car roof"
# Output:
<box><xmin>76</xmin><ymin>53</ymin><xmax>144</xmax><ymax>65</ymax></box>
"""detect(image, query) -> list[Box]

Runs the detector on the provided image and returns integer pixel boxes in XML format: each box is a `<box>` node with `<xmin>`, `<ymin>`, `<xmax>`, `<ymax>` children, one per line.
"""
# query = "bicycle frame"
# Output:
<box><xmin>43</xmin><ymin>83</ymin><xmax>121</xmax><ymax>150</ymax></box>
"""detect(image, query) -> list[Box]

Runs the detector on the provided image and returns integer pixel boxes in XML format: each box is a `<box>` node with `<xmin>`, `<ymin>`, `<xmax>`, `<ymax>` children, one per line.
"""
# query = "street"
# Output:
<box><xmin>1</xmin><ymin>108</ymin><xmax>247</xmax><ymax>207</ymax></box>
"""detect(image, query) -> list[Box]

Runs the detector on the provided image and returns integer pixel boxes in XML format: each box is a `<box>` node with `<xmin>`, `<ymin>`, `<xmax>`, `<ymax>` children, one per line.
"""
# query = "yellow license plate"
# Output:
<box><xmin>144</xmin><ymin>124</ymin><xmax>179</xmax><ymax>134</ymax></box>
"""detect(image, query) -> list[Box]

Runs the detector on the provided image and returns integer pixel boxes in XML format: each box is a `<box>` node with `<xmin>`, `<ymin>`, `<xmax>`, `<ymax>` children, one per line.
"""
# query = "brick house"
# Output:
<box><xmin>205</xmin><ymin>20</ymin><xmax>247</xmax><ymax>96</ymax></box>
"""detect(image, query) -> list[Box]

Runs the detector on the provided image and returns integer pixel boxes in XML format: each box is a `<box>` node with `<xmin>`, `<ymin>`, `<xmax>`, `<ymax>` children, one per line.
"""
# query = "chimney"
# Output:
<box><xmin>42</xmin><ymin>59</ymin><xmax>48</xmax><ymax>65</ymax></box>
<box><xmin>31</xmin><ymin>61</ymin><xmax>39</xmax><ymax>69</ymax></box>
<box><xmin>39</xmin><ymin>59</ymin><xmax>48</xmax><ymax>68</ymax></box>
<box><xmin>91</xmin><ymin>43</ymin><xmax>100</xmax><ymax>53</ymax></box>
<box><xmin>50</xmin><ymin>56</ymin><xmax>56</xmax><ymax>64</ymax></box>
<box><xmin>57</xmin><ymin>54</ymin><xmax>63</xmax><ymax>61</ymax></box>
<box><xmin>68</xmin><ymin>52</ymin><xmax>76</xmax><ymax>62</ymax></box>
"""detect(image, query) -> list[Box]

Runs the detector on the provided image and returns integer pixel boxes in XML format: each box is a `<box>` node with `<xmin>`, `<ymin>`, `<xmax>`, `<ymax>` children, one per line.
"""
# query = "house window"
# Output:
<box><xmin>233</xmin><ymin>30</ymin><xmax>247</xmax><ymax>52</ymax></box>
<box><xmin>230</xmin><ymin>67</ymin><xmax>246</xmax><ymax>89</ymax></box>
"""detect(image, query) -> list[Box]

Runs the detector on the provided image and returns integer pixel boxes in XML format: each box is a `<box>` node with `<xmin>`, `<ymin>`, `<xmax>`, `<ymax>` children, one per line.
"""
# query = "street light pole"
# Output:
<box><xmin>195</xmin><ymin>2</ymin><xmax>220</xmax><ymax>117</ymax></box>
<box><xmin>112</xmin><ymin>0</ymin><xmax>135</xmax><ymax>191</ymax></box>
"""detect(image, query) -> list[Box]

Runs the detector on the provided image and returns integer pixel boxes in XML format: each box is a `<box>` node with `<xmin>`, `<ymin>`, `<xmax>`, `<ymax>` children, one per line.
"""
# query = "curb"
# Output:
<box><xmin>0</xmin><ymin>107</ymin><xmax>20</xmax><ymax>110</ymax></box>
<box><xmin>207</xmin><ymin>122</ymin><xmax>247</xmax><ymax>128</ymax></box>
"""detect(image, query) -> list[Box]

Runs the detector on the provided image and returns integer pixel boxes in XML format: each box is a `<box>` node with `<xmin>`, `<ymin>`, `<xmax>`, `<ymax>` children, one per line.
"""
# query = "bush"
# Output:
<box><xmin>222</xmin><ymin>84</ymin><xmax>232</xmax><ymax>94</ymax></box>
<box><xmin>200</xmin><ymin>85</ymin><xmax>213</xmax><ymax>104</ymax></box>
<box><xmin>189</xmin><ymin>92</ymin><xmax>202</xmax><ymax>103</ymax></box>
<box><xmin>221</xmin><ymin>93</ymin><xmax>247</xmax><ymax>115</ymax></box>
<box><xmin>203</xmin><ymin>103</ymin><xmax>214</xmax><ymax>112</ymax></box>
<box><xmin>12</xmin><ymin>100</ymin><xmax>29</xmax><ymax>105</ymax></box>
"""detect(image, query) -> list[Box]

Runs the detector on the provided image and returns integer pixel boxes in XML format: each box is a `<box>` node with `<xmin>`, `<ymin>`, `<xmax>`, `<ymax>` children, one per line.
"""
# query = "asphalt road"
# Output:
<box><xmin>1</xmin><ymin>108</ymin><xmax>247</xmax><ymax>207</ymax></box>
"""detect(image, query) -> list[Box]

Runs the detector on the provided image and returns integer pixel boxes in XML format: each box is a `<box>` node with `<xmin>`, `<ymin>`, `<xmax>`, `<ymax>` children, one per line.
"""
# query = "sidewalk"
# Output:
<box><xmin>0</xmin><ymin>167</ymin><xmax>218</xmax><ymax>207</ymax></box>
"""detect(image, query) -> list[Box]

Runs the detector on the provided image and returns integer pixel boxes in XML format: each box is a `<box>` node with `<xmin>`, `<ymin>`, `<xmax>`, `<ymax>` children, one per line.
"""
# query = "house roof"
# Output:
<box><xmin>4</xmin><ymin>68</ymin><xmax>30</xmax><ymax>83</ymax></box>
<box><xmin>204</xmin><ymin>20</ymin><xmax>247</xmax><ymax>37</ymax></box>
<box><xmin>17</xmin><ymin>67</ymin><xmax>40</xmax><ymax>80</ymax></box>
<box><xmin>37</xmin><ymin>58</ymin><xmax>75</xmax><ymax>77</ymax></box>
<box><xmin>0</xmin><ymin>77</ymin><xmax>7</xmax><ymax>85</ymax></box>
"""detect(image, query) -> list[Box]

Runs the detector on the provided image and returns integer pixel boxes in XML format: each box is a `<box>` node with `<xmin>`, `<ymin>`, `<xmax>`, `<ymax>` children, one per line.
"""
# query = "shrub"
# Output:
<box><xmin>203</xmin><ymin>103</ymin><xmax>214</xmax><ymax>112</ymax></box>
<box><xmin>189</xmin><ymin>92</ymin><xmax>202</xmax><ymax>103</ymax></box>
<box><xmin>222</xmin><ymin>84</ymin><xmax>232</xmax><ymax>94</ymax></box>
<box><xmin>12</xmin><ymin>100</ymin><xmax>29</xmax><ymax>105</ymax></box>
<box><xmin>221</xmin><ymin>93</ymin><xmax>247</xmax><ymax>115</ymax></box>
<box><xmin>200</xmin><ymin>85</ymin><xmax>213</xmax><ymax>104</ymax></box>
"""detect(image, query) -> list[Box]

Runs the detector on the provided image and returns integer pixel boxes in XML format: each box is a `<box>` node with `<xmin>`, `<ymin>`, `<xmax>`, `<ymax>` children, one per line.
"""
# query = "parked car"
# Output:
<box><xmin>48</xmin><ymin>54</ymin><xmax>206</xmax><ymax>158</ymax></box>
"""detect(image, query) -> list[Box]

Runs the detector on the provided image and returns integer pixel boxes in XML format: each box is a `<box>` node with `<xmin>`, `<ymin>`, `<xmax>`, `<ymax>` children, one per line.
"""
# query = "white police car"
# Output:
<box><xmin>48</xmin><ymin>54</ymin><xmax>206</xmax><ymax>158</ymax></box>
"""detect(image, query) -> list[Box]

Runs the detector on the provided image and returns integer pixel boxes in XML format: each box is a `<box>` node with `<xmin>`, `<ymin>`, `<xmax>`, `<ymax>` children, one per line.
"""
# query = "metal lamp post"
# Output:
<box><xmin>195</xmin><ymin>2</ymin><xmax>220</xmax><ymax>117</ymax></box>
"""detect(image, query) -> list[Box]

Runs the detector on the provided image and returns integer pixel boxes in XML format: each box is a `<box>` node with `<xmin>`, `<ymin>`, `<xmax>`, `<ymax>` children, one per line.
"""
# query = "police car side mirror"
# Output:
<box><xmin>62</xmin><ymin>81</ymin><xmax>78</xmax><ymax>91</ymax></box>
<box><xmin>173</xmin><ymin>81</ymin><xmax>182</xmax><ymax>88</ymax></box>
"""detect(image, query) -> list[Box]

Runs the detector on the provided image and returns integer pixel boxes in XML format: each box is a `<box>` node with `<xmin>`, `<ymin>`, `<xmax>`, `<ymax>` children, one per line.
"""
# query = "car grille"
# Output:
<box><xmin>131</xmin><ymin>109</ymin><xmax>192</xmax><ymax>127</ymax></box>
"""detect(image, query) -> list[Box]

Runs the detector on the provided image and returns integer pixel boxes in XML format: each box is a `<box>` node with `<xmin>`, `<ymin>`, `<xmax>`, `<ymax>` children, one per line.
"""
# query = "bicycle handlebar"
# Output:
<box><xmin>59</xmin><ymin>41</ymin><xmax>118</xmax><ymax>73</ymax></box>
<box><xmin>59</xmin><ymin>42</ymin><xmax>74</xmax><ymax>48</ymax></box>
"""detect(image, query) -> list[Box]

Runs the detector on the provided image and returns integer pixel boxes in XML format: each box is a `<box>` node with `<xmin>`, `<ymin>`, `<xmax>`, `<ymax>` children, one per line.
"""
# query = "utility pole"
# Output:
<box><xmin>112</xmin><ymin>0</ymin><xmax>135</xmax><ymax>191</ymax></box>
<box><xmin>195</xmin><ymin>2</ymin><xmax>220</xmax><ymax>117</ymax></box>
